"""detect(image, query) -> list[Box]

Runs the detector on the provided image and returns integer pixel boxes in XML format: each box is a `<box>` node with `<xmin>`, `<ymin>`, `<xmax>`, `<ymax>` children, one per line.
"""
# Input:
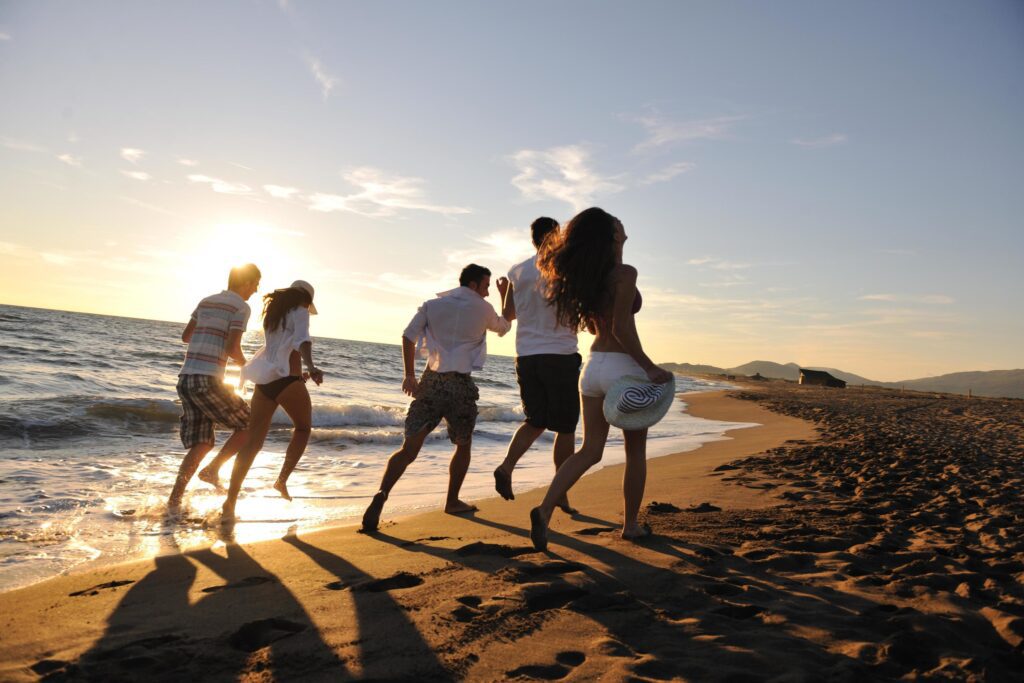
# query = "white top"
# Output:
<box><xmin>402</xmin><ymin>286</ymin><xmax>511</xmax><ymax>374</ymax></box>
<box><xmin>240</xmin><ymin>307</ymin><xmax>313</xmax><ymax>386</ymax></box>
<box><xmin>507</xmin><ymin>255</ymin><xmax>578</xmax><ymax>357</ymax></box>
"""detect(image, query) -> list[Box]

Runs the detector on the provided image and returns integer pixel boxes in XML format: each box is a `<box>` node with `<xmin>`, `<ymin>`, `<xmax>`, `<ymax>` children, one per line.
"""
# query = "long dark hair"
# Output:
<box><xmin>538</xmin><ymin>207</ymin><xmax>618</xmax><ymax>332</ymax></box>
<box><xmin>262</xmin><ymin>287</ymin><xmax>312</xmax><ymax>332</ymax></box>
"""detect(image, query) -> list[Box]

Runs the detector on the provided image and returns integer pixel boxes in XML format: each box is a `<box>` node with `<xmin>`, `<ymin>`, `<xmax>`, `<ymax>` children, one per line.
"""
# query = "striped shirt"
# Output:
<box><xmin>179</xmin><ymin>290</ymin><xmax>251</xmax><ymax>378</ymax></box>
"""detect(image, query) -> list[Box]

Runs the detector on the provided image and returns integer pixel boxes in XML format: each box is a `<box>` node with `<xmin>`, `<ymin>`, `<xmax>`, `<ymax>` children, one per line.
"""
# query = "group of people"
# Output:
<box><xmin>170</xmin><ymin>206</ymin><xmax>672</xmax><ymax>548</ymax></box>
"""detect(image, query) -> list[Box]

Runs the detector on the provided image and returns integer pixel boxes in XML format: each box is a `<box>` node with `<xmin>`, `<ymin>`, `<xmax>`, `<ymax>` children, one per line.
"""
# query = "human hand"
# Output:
<box><xmin>307</xmin><ymin>367</ymin><xmax>324</xmax><ymax>386</ymax></box>
<box><xmin>496</xmin><ymin>276</ymin><xmax>509</xmax><ymax>299</ymax></box>
<box><xmin>402</xmin><ymin>375</ymin><xmax>419</xmax><ymax>397</ymax></box>
<box><xmin>645</xmin><ymin>365</ymin><xmax>673</xmax><ymax>384</ymax></box>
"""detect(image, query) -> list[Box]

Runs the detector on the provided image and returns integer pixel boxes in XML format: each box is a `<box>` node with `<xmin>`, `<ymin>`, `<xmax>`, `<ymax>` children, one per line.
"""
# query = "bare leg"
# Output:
<box><xmin>446</xmin><ymin>439</ymin><xmax>477</xmax><ymax>514</ymax></box>
<box><xmin>273</xmin><ymin>382</ymin><xmax>313</xmax><ymax>501</ymax></box>
<box><xmin>621</xmin><ymin>427</ymin><xmax>649</xmax><ymax>538</ymax></box>
<box><xmin>494</xmin><ymin>422</ymin><xmax>544</xmax><ymax>500</ymax></box>
<box><xmin>361</xmin><ymin>426</ymin><xmax>431</xmax><ymax>531</ymax></box>
<box><xmin>530</xmin><ymin>396</ymin><xmax>609</xmax><ymax>549</ymax></box>
<box><xmin>552</xmin><ymin>431</ymin><xmax>578</xmax><ymax>513</ymax></box>
<box><xmin>168</xmin><ymin>442</ymin><xmax>213</xmax><ymax>511</ymax></box>
<box><xmin>198</xmin><ymin>429</ymin><xmax>248</xmax><ymax>490</ymax></box>
<box><xmin>221</xmin><ymin>391</ymin><xmax>278</xmax><ymax>521</ymax></box>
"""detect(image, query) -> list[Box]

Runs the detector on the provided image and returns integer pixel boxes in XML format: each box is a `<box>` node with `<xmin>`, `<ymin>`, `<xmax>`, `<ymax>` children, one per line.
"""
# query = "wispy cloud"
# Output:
<box><xmin>1</xmin><ymin>136</ymin><xmax>47</xmax><ymax>153</ymax></box>
<box><xmin>632</xmin><ymin>114</ymin><xmax>743</xmax><ymax>153</ymax></box>
<box><xmin>307</xmin><ymin>167</ymin><xmax>471</xmax><ymax>217</ymax></box>
<box><xmin>686</xmin><ymin>256</ymin><xmax>751</xmax><ymax>271</ymax></box>
<box><xmin>444</xmin><ymin>229</ymin><xmax>536</xmax><ymax>269</ymax></box>
<box><xmin>119</xmin><ymin>196</ymin><xmax>185</xmax><ymax>218</ymax></box>
<box><xmin>510</xmin><ymin>145</ymin><xmax>623</xmax><ymax>211</ymax></box>
<box><xmin>177</xmin><ymin>158</ymin><xmax>199</xmax><ymax>167</ymax></box>
<box><xmin>57</xmin><ymin>154</ymin><xmax>82</xmax><ymax>167</ymax></box>
<box><xmin>264</xmin><ymin>184</ymin><xmax>300</xmax><ymax>199</ymax></box>
<box><xmin>187</xmin><ymin>174</ymin><xmax>253</xmax><ymax>195</ymax></box>
<box><xmin>639</xmin><ymin>161</ymin><xmax>695</xmax><ymax>185</ymax></box>
<box><xmin>790</xmin><ymin>133</ymin><xmax>847</xmax><ymax>148</ymax></box>
<box><xmin>120</xmin><ymin>147</ymin><xmax>146</xmax><ymax>164</ymax></box>
<box><xmin>121</xmin><ymin>170</ymin><xmax>151</xmax><ymax>181</ymax></box>
<box><xmin>306</xmin><ymin>55</ymin><xmax>339</xmax><ymax>100</ymax></box>
<box><xmin>859</xmin><ymin>293</ymin><xmax>954</xmax><ymax>305</ymax></box>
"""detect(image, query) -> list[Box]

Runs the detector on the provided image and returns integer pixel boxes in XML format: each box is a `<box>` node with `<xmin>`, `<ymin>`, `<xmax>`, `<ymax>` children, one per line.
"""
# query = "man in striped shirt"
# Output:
<box><xmin>167</xmin><ymin>263</ymin><xmax>261</xmax><ymax>512</ymax></box>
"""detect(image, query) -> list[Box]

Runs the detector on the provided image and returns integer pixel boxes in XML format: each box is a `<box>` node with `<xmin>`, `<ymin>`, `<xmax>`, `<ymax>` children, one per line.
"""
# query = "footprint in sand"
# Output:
<box><xmin>324</xmin><ymin>571</ymin><xmax>424</xmax><ymax>593</ymax></box>
<box><xmin>498</xmin><ymin>561</ymin><xmax>585</xmax><ymax>582</ymax></box>
<box><xmin>455</xmin><ymin>541</ymin><xmax>533</xmax><ymax>558</ymax></box>
<box><xmin>68</xmin><ymin>579</ymin><xmax>135</xmax><ymax>597</ymax></box>
<box><xmin>574</xmin><ymin>526</ymin><xmax>616</xmax><ymax>536</ymax></box>
<box><xmin>451</xmin><ymin>595</ymin><xmax>484</xmax><ymax>622</ymax></box>
<box><xmin>506</xmin><ymin>650</ymin><xmax>586</xmax><ymax>680</ymax></box>
<box><xmin>228</xmin><ymin>618</ymin><xmax>306</xmax><ymax>652</ymax></box>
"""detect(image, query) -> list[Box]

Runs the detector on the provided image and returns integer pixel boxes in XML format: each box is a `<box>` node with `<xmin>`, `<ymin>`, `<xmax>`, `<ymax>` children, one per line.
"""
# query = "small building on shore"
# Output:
<box><xmin>798</xmin><ymin>368</ymin><xmax>846</xmax><ymax>388</ymax></box>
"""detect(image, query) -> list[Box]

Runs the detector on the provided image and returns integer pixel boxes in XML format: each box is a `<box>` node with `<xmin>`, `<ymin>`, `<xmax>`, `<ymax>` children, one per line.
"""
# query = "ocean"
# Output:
<box><xmin>0</xmin><ymin>303</ymin><xmax>753</xmax><ymax>592</ymax></box>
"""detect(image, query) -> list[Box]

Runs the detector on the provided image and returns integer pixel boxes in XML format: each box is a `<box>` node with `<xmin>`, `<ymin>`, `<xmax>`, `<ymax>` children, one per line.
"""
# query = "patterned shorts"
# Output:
<box><xmin>176</xmin><ymin>374</ymin><xmax>251</xmax><ymax>448</ymax></box>
<box><xmin>404</xmin><ymin>370</ymin><xmax>479</xmax><ymax>445</ymax></box>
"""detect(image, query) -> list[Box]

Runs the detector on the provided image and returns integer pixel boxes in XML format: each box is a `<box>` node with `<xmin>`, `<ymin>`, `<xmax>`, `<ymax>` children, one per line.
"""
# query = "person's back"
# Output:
<box><xmin>507</xmin><ymin>255</ymin><xmax>578</xmax><ymax>357</ymax></box>
<box><xmin>180</xmin><ymin>290</ymin><xmax>252</xmax><ymax>378</ymax></box>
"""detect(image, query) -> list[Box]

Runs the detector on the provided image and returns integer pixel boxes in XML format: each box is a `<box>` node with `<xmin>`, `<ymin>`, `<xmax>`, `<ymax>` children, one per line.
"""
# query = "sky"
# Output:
<box><xmin>1</xmin><ymin>1</ymin><xmax>1022</xmax><ymax>382</ymax></box>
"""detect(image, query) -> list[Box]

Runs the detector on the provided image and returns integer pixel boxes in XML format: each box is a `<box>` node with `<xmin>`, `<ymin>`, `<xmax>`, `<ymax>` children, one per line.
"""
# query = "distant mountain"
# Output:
<box><xmin>891</xmin><ymin>370</ymin><xmax>1024</xmax><ymax>400</ymax></box>
<box><xmin>662</xmin><ymin>359</ymin><xmax>1023</xmax><ymax>399</ymax></box>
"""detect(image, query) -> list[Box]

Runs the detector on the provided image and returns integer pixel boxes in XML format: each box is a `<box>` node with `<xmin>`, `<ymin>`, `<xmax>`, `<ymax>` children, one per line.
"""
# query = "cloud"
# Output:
<box><xmin>445</xmin><ymin>229</ymin><xmax>536</xmax><ymax>270</ymax></box>
<box><xmin>510</xmin><ymin>145</ymin><xmax>624</xmax><ymax>211</ymax></box>
<box><xmin>639</xmin><ymin>161</ymin><xmax>695</xmax><ymax>185</ymax></box>
<box><xmin>187</xmin><ymin>174</ymin><xmax>253</xmax><ymax>195</ymax></box>
<box><xmin>1</xmin><ymin>137</ymin><xmax>47</xmax><ymax>153</ymax></box>
<box><xmin>306</xmin><ymin>55</ymin><xmax>338</xmax><ymax>100</ymax></box>
<box><xmin>0</xmin><ymin>32</ymin><xmax>10</xmax><ymax>41</ymax></box>
<box><xmin>119</xmin><ymin>196</ymin><xmax>185</xmax><ymax>218</ymax></box>
<box><xmin>632</xmin><ymin>114</ymin><xmax>743</xmax><ymax>153</ymax></box>
<box><xmin>57</xmin><ymin>154</ymin><xmax>82</xmax><ymax>167</ymax></box>
<box><xmin>264</xmin><ymin>184</ymin><xmax>300</xmax><ymax>199</ymax></box>
<box><xmin>790</xmin><ymin>133</ymin><xmax>847</xmax><ymax>148</ymax></box>
<box><xmin>177</xmin><ymin>158</ymin><xmax>199</xmax><ymax>167</ymax></box>
<box><xmin>686</xmin><ymin>256</ymin><xmax>750</xmax><ymax>271</ymax></box>
<box><xmin>859</xmin><ymin>293</ymin><xmax>897</xmax><ymax>302</ymax></box>
<box><xmin>120</xmin><ymin>147</ymin><xmax>146</xmax><ymax>164</ymax></box>
<box><xmin>307</xmin><ymin>167</ymin><xmax>471</xmax><ymax>217</ymax></box>
<box><xmin>121</xmin><ymin>170</ymin><xmax>152</xmax><ymax>181</ymax></box>
<box><xmin>859</xmin><ymin>293</ymin><xmax>955</xmax><ymax>305</ymax></box>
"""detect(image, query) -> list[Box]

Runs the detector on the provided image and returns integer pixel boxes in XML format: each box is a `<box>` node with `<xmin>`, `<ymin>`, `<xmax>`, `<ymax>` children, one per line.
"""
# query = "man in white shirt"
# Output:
<box><xmin>361</xmin><ymin>264</ymin><xmax>511</xmax><ymax>532</ymax></box>
<box><xmin>493</xmin><ymin>218</ymin><xmax>581</xmax><ymax>513</ymax></box>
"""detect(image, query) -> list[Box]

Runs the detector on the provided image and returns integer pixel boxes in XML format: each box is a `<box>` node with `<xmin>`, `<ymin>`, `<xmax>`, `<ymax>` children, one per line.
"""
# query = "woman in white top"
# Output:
<box><xmin>221</xmin><ymin>280</ymin><xmax>324</xmax><ymax>522</ymax></box>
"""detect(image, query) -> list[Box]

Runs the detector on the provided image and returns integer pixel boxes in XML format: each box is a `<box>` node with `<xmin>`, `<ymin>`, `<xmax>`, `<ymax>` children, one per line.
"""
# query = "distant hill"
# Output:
<box><xmin>891</xmin><ymin>370</ymin><xmax>1024</xmax><ymax>400</ymax></box>
<box><xmin>663</xmin><ymin>358</ymin><xmax>1023</xmax><ymax>399</ymax></box>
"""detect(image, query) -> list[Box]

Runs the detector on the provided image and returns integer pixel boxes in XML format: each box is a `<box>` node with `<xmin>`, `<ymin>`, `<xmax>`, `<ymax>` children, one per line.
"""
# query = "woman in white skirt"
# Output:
<box><xmin>529</xmin><ymin>208</ymin><xmax>672</xmax><ymax>548</ymax></box>
<box><xmin>219</xmin><ymin>280</ymin><xmax>324</xmax><ymax>522</ymax></box>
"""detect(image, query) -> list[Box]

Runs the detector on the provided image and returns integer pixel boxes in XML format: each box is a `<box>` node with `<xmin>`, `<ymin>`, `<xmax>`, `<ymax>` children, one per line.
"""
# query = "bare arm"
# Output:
<box><xmin>401</xmin><ymin>336</ymin><xmax>419</xmax><ymax>396</ymax></box>
<box><xmin>502</xmin><ymin>281</ymin><xmax>516</xmax><ymax>322</ymax></box>
<box><xmin>181</xmin><ymin>319</ymin><xmax>196</xmax><ymax>343</ymax></box>
<box><xmin>226</xmin><ymin>330</ymin><xmax>246</xmax><ymax>366</ymax></box>
<box><xmin>299</xmin><ymin>341</ymin><xmax>323</xmax><ymax>385</ymax></box>
<box><xmin>610</xmin><ymin>265</ymin><xmax>672</xmax><ymax>383</ymax></box>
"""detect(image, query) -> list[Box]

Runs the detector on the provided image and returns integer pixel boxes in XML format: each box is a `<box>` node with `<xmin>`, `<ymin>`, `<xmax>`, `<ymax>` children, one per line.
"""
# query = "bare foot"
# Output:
<box><xmin>444</xmin><ymin>500</ymin><xmax>478</xmax><ymax>515</ymax></box>
<box><xmin>198</xmin><ymin>466</ymin><xmax>223</xmax><ymax>491</ymax></box>
<box><xmin>220</xmin><ymin>502</ymin><xmax>237</xmax><ymax>525</ymax></box>
<box><xmin>273</xmin><ymin>479</ymin><xmax>292</xmax><ymax>501</ymax></box>
<box><xmin>530</xmin><ymin>506</ymin><xmax>550</xmax><ymax>551</ymax></box>
<box><xmin>493</xmin><ymin>467</ymin><xmax>514</xmax><ymax>500</ymax></box>
<box><xmin>361</xmin><ymin>491</ymin><xmax>387</xmax><ymax>533</ymax></box>
<box><xmin>556</xmin><ymin>496</ymin><xmax>578</xmax><ymax>515</ymax></box>
<box><xmin>621</xmin><ymin>523</ymin><xmax>653</xmax><ymax>541</ymax></box>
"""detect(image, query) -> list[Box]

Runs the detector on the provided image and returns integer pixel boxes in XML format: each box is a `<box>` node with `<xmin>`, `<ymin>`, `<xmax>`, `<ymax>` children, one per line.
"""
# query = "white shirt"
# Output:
<box><xmin>240</xmin><ymin>307</ymin><xmax>313</xmax><ymax>386</ymax></box>
<box><xmin>403</xmin><ymin>286</ymin><xmax>510</xmax><ymax>374</ymax></box>
<box><xmin>507</xmin><ymin>255</ymin><xmax>578</xmax><ymax>357</ymax></box>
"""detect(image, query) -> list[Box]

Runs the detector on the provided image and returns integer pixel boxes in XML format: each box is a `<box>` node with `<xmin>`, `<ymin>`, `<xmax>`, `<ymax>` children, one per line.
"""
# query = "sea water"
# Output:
<box><xmin>0</xmin><ymin>304</ymin><xmax>753</xmax><ymax>591</ymax></box>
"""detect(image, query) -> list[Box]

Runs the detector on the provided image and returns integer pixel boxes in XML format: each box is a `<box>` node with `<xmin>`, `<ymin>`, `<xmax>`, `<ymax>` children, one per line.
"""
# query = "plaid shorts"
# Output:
<box><xmin>404</xmin><ymin>370</ymin><xmax>479</xmax><ymax>445</ymax></box>
<box><xmin>176</xmin><ymin>374</ymin><xmax>251</xmax><ymax>448</ymax></box>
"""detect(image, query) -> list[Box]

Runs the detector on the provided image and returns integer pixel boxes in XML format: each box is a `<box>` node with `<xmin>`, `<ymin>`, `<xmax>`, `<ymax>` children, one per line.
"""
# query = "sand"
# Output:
<box><xmin>2</xmin><ymin>385</ymin><xmax>1021</xmax><ymax>681</ymax></box>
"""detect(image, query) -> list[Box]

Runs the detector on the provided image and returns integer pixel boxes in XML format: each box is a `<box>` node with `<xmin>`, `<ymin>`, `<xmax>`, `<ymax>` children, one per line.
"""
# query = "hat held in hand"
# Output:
<box><xmin>603</xmin><ymin>373</ymin><xmax>676</xmax><ymax>430</ymax></box>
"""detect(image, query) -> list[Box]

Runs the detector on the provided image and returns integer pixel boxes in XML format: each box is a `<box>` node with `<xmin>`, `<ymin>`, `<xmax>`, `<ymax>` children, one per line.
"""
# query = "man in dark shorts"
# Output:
<box><xmin>493</xmin><ymin>218</ymin><xmax>581</xmax><ymax>513</ymax></box>
<box><xmin>361</xmin><ymin>264</ymin><xmax>511</xmax><ymax>531</ymax></box>
<box><xmin>167</xmin><ymin>263</ymin><xmax>260</xmax><ymax>512</ymax></box>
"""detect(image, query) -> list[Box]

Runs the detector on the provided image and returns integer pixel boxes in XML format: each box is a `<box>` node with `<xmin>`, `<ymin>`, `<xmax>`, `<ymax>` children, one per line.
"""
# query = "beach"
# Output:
<box><xmin>4</xmin><ymin>383</ymin><xmax>1020</xmax><ymax>680</ymax></box>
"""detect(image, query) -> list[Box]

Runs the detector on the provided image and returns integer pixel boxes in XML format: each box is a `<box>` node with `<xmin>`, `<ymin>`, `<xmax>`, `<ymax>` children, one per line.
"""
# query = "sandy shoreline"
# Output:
<box><xmin>5</xmin><ymin>384</ymin><xmax>1020</xmax><ymax>680</ymax></box>
<box><xmin>1</xmin><ymin>390</ymin><xmax>812</xmax><ymax>681</ymax></box>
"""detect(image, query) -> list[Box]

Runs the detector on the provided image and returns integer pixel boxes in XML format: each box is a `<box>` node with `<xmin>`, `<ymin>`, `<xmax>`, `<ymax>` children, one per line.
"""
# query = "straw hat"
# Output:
<box><xmin>603</xmin><ymin>374</ymin><xmax>676</xmax><ymax>430</ymax></box>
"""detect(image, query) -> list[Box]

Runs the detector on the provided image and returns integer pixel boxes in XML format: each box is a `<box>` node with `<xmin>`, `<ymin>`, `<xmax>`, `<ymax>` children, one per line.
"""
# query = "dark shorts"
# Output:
<box><xmin>404</xmin><ymin>369</ymin><xmax>479</xmax><ymax>445</ymax></box>
<box><xmin>176</xmin><ymin>374</ymin><xmax>251</xmax><ymax>448</ymax></box>
<box><xmin>515</xmin><ymin>353</ymin><xmax>582</xmax><ymax>433</ymax></box>
<box><xmin>256</xmin><ymin>375</ymin><xmax>303</xmax><ymax>402</ymax></box>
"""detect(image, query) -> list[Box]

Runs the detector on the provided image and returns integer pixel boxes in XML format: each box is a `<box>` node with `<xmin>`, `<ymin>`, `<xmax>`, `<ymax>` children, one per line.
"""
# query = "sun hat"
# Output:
<box><xmin>603</xmin><ymin>374</ymin><xmax>676</xmax><ymax>430</ymax></box>
<box><xmin>290</xmin><ymin>280</ymin><xmax>318</xmax><ymax>315</ymax></box>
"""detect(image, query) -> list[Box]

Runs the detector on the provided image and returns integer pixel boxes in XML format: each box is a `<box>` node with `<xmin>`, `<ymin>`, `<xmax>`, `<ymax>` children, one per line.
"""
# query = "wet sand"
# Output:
<box><xmin>2</xmin><ymin>385</ymin><xmax>1020</xmax><ymax>680</ymax></box>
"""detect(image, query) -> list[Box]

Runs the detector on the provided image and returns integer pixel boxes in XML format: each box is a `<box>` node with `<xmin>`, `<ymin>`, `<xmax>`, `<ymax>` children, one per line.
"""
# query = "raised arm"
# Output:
<box><xmin>501</xmin><ymin>281</ymin><xmax>516</xmax><ymax>322</ymax></box>
<box><xmin>609</xmin><ymin>265</ymin><xmax>672</xmax><ymax>384</ymax></box>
